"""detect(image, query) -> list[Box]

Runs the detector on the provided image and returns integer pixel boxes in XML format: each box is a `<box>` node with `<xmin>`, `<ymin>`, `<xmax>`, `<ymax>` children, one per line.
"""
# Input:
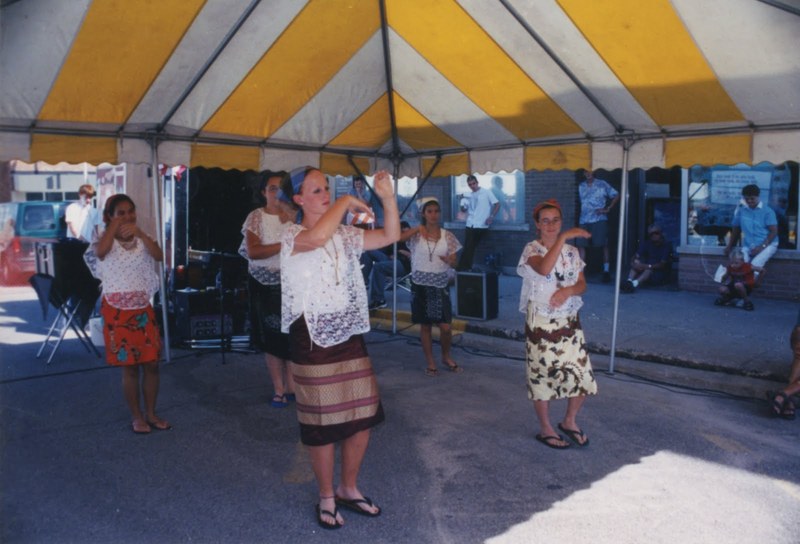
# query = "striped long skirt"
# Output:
<box><xmin>288</xmin><ymin>316</ymin><xmax>384</xmax><ymax>446</ymax></box>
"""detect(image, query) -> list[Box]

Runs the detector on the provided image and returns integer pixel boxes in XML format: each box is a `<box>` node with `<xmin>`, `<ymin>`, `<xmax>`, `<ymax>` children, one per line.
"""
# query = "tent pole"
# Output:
<box><xmin>391</xmin><ymin>159</ymin><xmax>401</xmax><ymax>334</ymax></box>
<box><xmin>608</xmin><ymin>140</ymin><xmax>632</xmax><ymax>374</ymax></box>
<box><xmin>149</xmin><ymin>138</ymin><xmax>171</xmax><ymax>363</ymax></box>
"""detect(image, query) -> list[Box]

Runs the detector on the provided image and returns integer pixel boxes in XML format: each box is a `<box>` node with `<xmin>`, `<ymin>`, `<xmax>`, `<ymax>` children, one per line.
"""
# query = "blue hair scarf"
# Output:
<box><xmin>278</xmin><ymin>166</ymin><xmax>311</xmax><ymax>223</ymax></box>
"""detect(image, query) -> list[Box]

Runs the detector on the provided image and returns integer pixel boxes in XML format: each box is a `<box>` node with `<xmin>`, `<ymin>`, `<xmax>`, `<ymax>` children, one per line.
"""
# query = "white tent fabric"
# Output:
<box><xmin>1</xmin><ymin>0</ymin><xmax>799</xmax><ymax>175</ymax></box>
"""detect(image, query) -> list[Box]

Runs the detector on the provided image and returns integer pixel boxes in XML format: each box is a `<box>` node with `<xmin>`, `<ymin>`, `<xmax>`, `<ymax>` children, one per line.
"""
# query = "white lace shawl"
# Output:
<box><xmin>407</xmin><ymin>229</ymin><xmax>461</xmax><ymax>288</ymax></box>
<box><xmin>238</xmin><ymin>208</ymin><xmax>286</xmax><ymax>285</ymax></box>
<box><xmin>280</xmin><ymin>224</ymin><xmax>370</xmax><ymax>347</ymax></box>
<box><xmin>95</xmin><ymin>238</ymin><xmax>159</xmax><ymax>309</ymax></box>
<box><xmin>517</xmin><ymin>240</ymin><xmax>584</xmax><ymax>318</ymax></box>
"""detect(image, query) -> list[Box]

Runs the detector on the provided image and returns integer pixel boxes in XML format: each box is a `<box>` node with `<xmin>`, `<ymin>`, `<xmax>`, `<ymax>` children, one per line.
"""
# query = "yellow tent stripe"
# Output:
<box><xmin>31</xmin><ymin>134</ymin><xmax>117</xmax><ymax>165</ymax></box>
<box><xmin>665</xmin><ymin>135</ymin><xmax>751</xmax><ymax>167</ymax></box>
<box><xmin>389</xmin><ymin>0</ymin><xmax>579</xmax><ymax>140</ymax></box>
<box><xmin>422</xmin><ymin>153</ymin><xmax>469</xmax><ymax>177</ymax></box>
<box><xmin>330</xmin><ymin>95</ymin><xmax>393</xmax><ymax>148</ymax></box>
<box><xmin>320</xmin><ymin>154</ymin><xmax>370</xmax><ymax>176</ymax></box>
<box><xmin>394</xmin><ymin>92</ymin><xmax>461</xmax><ymax>150</ymax></box>
<box><xmin>205</xmin><ymin>0</ymin><xmax>380</xmax><ymax>138</ymax></box>
<box><xmin>558</xmin><ymin>0</ymin><xmax>743</xmax><ymax>126</ymax></box>
<box><xmin>525</xmin><ymin>144</ymin><xmax>590</xmax><ymax>171</ymax></box>
<box><xmin>40</xmin><ymin>0</ymin><xmax>205</xmax><ymax>124</ymax></box>
<box><xmin>190</xmin><ymin>144</ymin><xmax>259</xmax><ymax>171</ymax></box>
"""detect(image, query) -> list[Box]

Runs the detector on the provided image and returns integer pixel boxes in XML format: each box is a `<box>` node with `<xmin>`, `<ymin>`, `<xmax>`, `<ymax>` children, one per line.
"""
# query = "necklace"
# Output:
<box><xmin>425</xmin><ymin>233</ymin><xmax>440</xmax><ymax>262</ymax></box>
<box><xmin>321</xmin><ymin>238</ymin><xmax>341</xmax><ymax>285</ymax></box>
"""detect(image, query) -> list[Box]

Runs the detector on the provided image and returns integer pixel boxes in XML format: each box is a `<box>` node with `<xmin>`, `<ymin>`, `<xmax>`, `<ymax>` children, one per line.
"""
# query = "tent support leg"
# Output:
<box><xmin>149</xmin><ymin>138</ymin><xmax>171</xmax><ymax>363</ymax></box>
<box><xmin>608</xmin><ymin>140</ymin><xmax>632</xmax><ymax>375</ymax></box>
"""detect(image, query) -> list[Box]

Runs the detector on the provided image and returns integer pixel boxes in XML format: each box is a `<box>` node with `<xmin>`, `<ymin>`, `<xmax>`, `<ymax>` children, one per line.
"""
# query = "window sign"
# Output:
<box><xmin>451</xmin><ymin>171</ymin><xmax>526</xmax><ymax>226</ymax></box>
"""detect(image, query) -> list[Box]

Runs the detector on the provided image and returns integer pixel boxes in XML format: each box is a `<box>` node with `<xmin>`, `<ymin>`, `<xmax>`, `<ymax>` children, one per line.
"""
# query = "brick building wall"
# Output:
<box><xmin>678</xmin><ymin>253</ymin><xmax>800</xmax><ymax>301</ymax></box>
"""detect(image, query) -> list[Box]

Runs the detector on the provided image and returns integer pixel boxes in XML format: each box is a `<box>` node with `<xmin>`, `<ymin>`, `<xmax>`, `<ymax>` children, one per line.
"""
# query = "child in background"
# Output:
<box><xmin>714</xmin><ymin>248</ymin><xmax>762</xmax><ymax>311</ymax></box>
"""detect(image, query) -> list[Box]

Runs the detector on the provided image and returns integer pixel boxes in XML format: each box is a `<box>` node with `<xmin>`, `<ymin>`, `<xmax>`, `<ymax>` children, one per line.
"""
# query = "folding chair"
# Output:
<box><xmin>387</xmin><ymin>272</ymin><xmax>412</xmax><ymax>293</ymax></box>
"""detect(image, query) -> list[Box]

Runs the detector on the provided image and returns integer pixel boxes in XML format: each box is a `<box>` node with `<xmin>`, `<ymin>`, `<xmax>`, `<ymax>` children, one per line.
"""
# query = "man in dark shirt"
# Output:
<box><xmin>621</xmin><ymin>224</ymin><xmax>673</xmax><ymax>293</ymax></box>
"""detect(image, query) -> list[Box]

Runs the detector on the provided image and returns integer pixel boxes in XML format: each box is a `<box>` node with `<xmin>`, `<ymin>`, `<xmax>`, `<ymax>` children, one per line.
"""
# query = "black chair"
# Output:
<box><xmin>32</xmin><ymin>240</ymin><xmax>101</xmax><ymax>364</ymax></box>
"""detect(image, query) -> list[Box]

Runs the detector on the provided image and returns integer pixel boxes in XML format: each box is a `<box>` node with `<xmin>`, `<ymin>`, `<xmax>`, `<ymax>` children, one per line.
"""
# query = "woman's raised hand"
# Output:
<box><xmin>372</xmin><ymin>170</ymin><xmax>395</xmax><ymax>200</ymax></box>
<box><xmin>562</xmin><ymin>227</ymin><xmax>591</xmax><ymax>240</ymax></box>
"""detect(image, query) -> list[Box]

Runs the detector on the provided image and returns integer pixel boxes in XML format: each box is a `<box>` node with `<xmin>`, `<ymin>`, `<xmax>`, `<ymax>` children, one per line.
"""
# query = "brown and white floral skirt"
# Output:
<box><xmin>525</xmin><ymin>305</ymin><xmax>597</xmax><ymax>401</ymax></box>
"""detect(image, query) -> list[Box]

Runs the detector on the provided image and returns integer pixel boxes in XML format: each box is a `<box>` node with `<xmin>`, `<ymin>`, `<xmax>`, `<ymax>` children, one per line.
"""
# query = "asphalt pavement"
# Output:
<box><xmin>1</xmin><ymin>282</ymin><xmax>799</xmax><ymax>543</ymax></box>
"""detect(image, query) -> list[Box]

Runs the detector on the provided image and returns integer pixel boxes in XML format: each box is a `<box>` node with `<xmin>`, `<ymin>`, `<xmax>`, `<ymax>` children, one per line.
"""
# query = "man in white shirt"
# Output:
<box><xmin>457</xmin><ymin>175</ymin><xmax>500</xmax><ymax>271</ymax></box>
<box><xmin>65</xmin><ymin>184</ymin><xmax>100</xmax><ymax>242</ymax></box>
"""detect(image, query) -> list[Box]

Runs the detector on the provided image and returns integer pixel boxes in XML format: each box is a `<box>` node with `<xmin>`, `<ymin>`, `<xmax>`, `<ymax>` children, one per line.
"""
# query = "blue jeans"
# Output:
<box><xmin>370</xmin><ymin>257</ymin><xmax>407</xmax><ymax>304</ymax></box>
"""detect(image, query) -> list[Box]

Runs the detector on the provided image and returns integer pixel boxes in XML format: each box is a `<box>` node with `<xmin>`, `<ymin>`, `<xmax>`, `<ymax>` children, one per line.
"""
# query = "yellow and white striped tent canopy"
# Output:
<box><xmin>1</xmin><ymin>0</ymin><xmax>799</xmax><ymax>176</ymax></box>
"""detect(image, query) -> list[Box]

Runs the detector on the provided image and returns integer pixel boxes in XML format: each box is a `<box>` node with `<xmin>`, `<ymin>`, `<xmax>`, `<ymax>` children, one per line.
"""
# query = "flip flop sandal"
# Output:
<box><xmin>146</xmin><ymin>419</ymin><xmax>173</xmax><ymax>431</ymax></box>
<box><xmin>270</xmin><ymin>394</ymin><xmax>288</xmax><ymax>408</ymax></box>
<box><xmin>444</xmin><ymin>363</ymin><xmax>463</xmax><ymax>373</ymax></box>
<box><xmin>558</xmin><ymin>423</ymin><xmax>590</xmax><ymax>446</ymax></box>
<box><xmin>766</xmin><ymin>391</ymin><xmax>785</xmax><ymax>417</ymax></box>
<box><xmin>535</xmin><ymin>433</ymin><xmax>570</xmax><ymax>449</ymax></box>
<box><xmin>315</xmin><ymin>504</ymin><xmax>342</xmax><ymax>530</ymax></box>
<box><xmin>425</xmin><ymin>368</ymin><xmax>439</xmax><ymax>377</ymax></box>
<box><xmin>335</xmin><ymin>496</ymin><xmax>382</xmax><ymax>517</ymax></box>
<box><xmin>781</xmin><ymin>400</ymin><xmax>796</xmax><ymax>420</ymax></box>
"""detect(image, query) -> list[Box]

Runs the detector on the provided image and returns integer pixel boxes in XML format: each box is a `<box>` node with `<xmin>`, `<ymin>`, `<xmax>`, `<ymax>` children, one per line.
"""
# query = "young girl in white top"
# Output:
<box><xmin>401</xmin><ymin>199</ymin><xmax>463</xmax><ymax>376</ymax></box>
<box><xmin>94</xmin><ymin>194</ymin><xmax>169</xmax><ymax>435</ymax></box>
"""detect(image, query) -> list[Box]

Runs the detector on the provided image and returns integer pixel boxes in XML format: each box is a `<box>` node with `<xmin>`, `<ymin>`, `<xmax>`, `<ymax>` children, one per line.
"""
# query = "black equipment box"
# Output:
<box><xmin>455</xmin><ymin>271</ymin><xmax>498</xmax><ymax>320</ymax></box>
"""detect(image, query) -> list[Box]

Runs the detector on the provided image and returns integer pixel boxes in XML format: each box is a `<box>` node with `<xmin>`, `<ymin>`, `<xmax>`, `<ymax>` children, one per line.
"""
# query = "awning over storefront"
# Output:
<box><xmin>1</xmin><ymin>0</ymin><xmax>799</xmax><ymax>175</ymax></box>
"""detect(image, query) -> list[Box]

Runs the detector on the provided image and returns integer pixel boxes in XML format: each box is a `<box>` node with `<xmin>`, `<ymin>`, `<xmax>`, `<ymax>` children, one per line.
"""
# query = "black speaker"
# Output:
<box><xmin>455</xmin><ymin>271</ymin><xmax>498</xmax><ymax>320</ymax></box>
<box><xmin>174</xmin><ymin>290</ymin><xmax>224</xmax><ymax>341</ymax></box>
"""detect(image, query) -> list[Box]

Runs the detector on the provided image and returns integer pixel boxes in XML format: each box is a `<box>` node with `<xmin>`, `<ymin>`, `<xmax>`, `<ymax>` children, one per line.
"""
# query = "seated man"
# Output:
<box><xmin>622</xmin><ymin>224</ymin><xmax>672</xmax><ymax>293</ymax></box>
<box><xmin>368</xmin><ymin>221</ymin><xmax>411</xmax><ymax>310</ymax></box>
<box><xmin>766</xmin><ymin>310</ymin><xmax>800</xmax><ymax>420</ymax></box>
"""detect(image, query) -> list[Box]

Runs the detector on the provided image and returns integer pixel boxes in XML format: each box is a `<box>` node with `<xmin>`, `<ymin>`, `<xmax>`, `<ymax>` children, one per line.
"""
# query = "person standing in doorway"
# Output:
<box><xmin>457</xmin><ymin>175</ymin><xmax>499</xmax><ymax>271</ymax></box>
<box><xmin>576</xmin><ymin>170</ymin><xmax>619</xmax><ymax>282</ymax></box>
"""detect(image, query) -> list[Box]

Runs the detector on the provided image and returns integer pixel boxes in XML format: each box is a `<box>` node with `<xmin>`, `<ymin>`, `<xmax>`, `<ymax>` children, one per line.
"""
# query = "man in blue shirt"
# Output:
<box><xmin>577</xmin><ymin>170</ymin><xmax>619</xmax><ymax>282</ymax></box>
<box><xmin>724</xmin><ymin>184</ymin><xmax>778</xmax><ymax>274</ymax></box>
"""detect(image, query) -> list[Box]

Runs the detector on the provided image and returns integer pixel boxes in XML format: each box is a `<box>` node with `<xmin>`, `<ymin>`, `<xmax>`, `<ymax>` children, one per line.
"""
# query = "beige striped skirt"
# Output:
<box><xmin>288</xmin><ymin>316</ymin><xmax>384</xmax><ymax>446</ymax></box>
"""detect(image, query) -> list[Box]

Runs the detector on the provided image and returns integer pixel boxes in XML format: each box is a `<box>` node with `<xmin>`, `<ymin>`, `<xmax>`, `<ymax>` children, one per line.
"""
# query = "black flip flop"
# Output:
<box><xmin>535</xmin><ymin>433</ymin><xmax>570</xmax><ymax>449</ymax></box>
<box><xmin>558</xmin><ymin>423</ymin><xmax>589</xmax><ymax>447</ymax></box>
<box><xmin>315</xmin><ymin>504</ymin><xmax>343</xmax><ymax>529</ymax></box>
<box><xmin>335</xmin><ymin>496</ymin><xmax>381</xmax><ymax>517</ymax></box>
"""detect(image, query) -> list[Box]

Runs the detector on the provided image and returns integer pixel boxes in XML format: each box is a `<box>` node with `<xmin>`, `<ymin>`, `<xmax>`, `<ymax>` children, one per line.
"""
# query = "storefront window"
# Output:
<box><xmin>686</xmin><ymin>163</ymin><xmax>797</xmax><ymax>250</ymax></box>
<box><xmin>451</xmin><ymin>171</ymin><xmax>526</xmax><ymax>226</ymax></box>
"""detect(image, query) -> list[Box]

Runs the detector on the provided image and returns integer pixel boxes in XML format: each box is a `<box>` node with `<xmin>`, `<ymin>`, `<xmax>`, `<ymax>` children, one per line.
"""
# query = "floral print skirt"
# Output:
<box><xmin>101</xmin><ymin>299</ymin><xmax>161</xmax><ymax>366</ymax></box>
<box><xmin>410</xmin><ymin>282</ymin><xmax>452</xmax><ymax>324</ymax></box>
<box><xmin>525</xmin><ymin>304</ymin><xmax>597</xmax><ymax>401</ymax></box>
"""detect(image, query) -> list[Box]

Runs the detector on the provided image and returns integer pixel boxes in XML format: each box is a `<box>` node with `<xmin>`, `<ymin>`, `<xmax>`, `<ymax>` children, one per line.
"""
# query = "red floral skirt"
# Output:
<box><xmin>101</xmin><ymin>299</ymin><xmax>161</xmax><ymax>366</ymax></box>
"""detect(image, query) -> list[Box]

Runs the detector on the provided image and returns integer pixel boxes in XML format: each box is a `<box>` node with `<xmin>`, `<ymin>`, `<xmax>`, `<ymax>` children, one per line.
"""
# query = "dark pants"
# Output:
<box><xmin>457</xmin><ymin>227</ymin><xmax>488</xmax><ymax>271</ymax></box>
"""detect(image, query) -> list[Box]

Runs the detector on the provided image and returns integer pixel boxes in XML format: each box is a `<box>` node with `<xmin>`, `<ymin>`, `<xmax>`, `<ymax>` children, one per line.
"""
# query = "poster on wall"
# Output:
<box><xmin>95</xmin><ymin>164</ymin><xmax>126</xmax><ymax>212</ymax></box>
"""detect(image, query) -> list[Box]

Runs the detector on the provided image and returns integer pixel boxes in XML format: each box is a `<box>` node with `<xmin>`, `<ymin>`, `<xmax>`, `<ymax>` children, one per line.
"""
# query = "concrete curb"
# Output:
<box><xmin>370</xmin><ymin>309</ymin><xmax>786</xmax><ymax>385</ymax></box>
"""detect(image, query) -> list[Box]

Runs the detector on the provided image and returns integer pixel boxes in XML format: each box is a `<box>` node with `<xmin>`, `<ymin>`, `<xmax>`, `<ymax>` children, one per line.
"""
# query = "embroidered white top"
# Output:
<box><xmin>517</xmin><ymin>240</ymin><xmax>584</xmax><ymax>318</ymax></box>
<box><xmin>280</xmin><ymin>224</ymin><xmax>369</xmax><ymax>347</ymax></box>
<box><xmin>239</xmin><ymin>208</ymin><xmax>286</xmax><ymax>285</ymax></box>
<box><xmin>407</xmin><ymin>229</ymin><xmax>461</xmax><ymax>288</ymax></box>
<box><xmin>95</xmin><ymin>238</ymin><xmax>159</xmax><ymax>309</ymax></box>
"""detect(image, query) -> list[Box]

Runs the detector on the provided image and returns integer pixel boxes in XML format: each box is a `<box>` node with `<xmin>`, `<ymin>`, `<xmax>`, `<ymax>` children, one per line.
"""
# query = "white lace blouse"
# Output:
<box><xmin>280</xmin><ymin>224</ymin><xmax>370</xmax><ymax>347</ymax></box>
<box><xmin>517</xmin><ymin>240</ymin><xmax>584</xmax><ymax>318</ymax></box>
<box><xmin>238</xmin><ymin>208</ymin><xmax>286</xmax><ymax>285</ymax></box>
<box><xmin>407</xmin><ymin>229</ymin><xmax>461</xmax><ymax>288</ymax></box>
<box><xmin>95</xmin><ymin>238</ymin><xmax>160</xmax><ymax>310</ymax></box>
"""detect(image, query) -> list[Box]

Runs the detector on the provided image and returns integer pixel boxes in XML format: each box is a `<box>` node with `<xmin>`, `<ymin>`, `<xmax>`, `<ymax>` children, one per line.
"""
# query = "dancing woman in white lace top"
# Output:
<box><xmin>279</xmin><ymin>167</ymin><xmax>399</xmax><ymax>530</ymax></box>
<box><xmin>517</xmin><ymin>199</ymin><xmax>596</xmax><ymax>450</ymax></box>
